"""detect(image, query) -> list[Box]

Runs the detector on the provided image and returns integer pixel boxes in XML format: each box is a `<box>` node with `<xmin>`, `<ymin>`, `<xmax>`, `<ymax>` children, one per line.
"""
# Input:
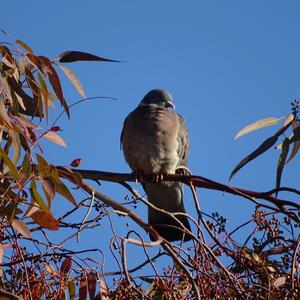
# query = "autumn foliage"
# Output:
<box><xmin>0</xmin><ymin>34</ymin><xmax>299</xmax><ymax>299</ymax></box>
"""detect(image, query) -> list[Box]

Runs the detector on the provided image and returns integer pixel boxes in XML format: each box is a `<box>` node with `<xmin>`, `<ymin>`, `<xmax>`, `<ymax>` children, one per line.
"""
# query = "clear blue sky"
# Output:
<box><xmin>3</xmin><ymin>0</ymin><xmax>300</xmax><ymax>284</ymax></box>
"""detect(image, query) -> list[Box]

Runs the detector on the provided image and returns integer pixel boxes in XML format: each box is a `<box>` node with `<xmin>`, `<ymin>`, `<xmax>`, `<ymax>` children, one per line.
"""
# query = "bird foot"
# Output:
<box><xmin>175</xmin><ymin>166</ymin><xmax>192</xmax><ymax>176</ymax></box>
<box><xmin>152</xmin><ymin>173</ymin><xmax>165</xmax><ymax>183</ymax></box>
<box><xmin>132</xmin><ymin>170</ymin><xmax>144</xmax><ymax>183</ymax></box>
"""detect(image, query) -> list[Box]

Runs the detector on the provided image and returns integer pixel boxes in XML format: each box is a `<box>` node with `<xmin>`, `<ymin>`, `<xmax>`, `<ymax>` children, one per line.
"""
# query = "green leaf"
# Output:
<box><xmin>55</xmin><ymin>180</ymin><xmax>77</xmax><ymax>206</ymax></box>
<box><xmin>234</xmin><ymin>117</ymin><xmax>282</xmax><ymax>140</ymax></box>
<box><xmin>36</xmin><ymin>153</ymin><xmax>49</xmax><ymax>171</ymax></box>
<box><xmin>68</xmin><ymin>280</ymin><xmax>76</xmax><ymax>300</ymax></box>
<box><xmin>30</xmin><ymin>179</ymin><xmax>48</xmax><ymax>211</ymax></box>
<box><xmin>21</xmin><ymin>151</ymin><xmax>32</xmax><ymax>178</ymax></box>
<box><xmin>0</xmin><ymin>147</ymin><xmax>20</xmax><ymax>179</ymax></box>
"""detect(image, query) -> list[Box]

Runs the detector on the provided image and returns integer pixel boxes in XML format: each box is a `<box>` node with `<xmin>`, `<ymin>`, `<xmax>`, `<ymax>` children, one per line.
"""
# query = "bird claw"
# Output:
<box><xmin>132</xmin><ymin>170</ymin><xmax>143</xmax><ymax>183</ymax></box>
<box><xmin>152</xmin><ymin>173</ymin><xmax>165</xmax><ymax>183</ymax></box>
<box><xmin>175</xmin><ymin>166</ymin><xmax>191</xmax><ymax>176</ymax></box>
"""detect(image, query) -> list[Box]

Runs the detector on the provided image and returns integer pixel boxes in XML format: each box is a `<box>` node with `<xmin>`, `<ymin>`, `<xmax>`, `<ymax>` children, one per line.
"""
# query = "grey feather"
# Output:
<box><xmin>121</xmin><ymin>89</ymin><xmax>191</xmax><ymax>242</ymax></box>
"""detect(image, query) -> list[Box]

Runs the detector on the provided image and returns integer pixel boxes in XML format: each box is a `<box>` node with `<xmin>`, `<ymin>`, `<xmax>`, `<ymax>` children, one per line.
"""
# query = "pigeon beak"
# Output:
<box><xmin>166</xmin><ymin>101</ymin><xmax>175</xmax><ymax>110</ymax></box>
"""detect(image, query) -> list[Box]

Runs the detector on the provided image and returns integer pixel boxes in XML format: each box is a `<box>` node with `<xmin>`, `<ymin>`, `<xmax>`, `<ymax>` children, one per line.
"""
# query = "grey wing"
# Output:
<box><xmin>120</xmin><ymin>117</ymin><xmax>126</xmax><ymax>149</ymax></box>
<box><xmin>120</xmin><ymin>112</ymin><xmax>133</xmax><ymax>149</ymax></box>
<box><xmin>176</xmin><ymin>113</ymin><xmax>189</xmax><ymax>167</ymax></box>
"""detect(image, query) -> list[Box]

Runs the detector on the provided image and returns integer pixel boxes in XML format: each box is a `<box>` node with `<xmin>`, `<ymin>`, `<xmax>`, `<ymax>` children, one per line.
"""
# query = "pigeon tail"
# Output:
<box><xmin>143</xmin><ymin>181</ymin><xmax>191</xmax><ymax>242</ymax></box>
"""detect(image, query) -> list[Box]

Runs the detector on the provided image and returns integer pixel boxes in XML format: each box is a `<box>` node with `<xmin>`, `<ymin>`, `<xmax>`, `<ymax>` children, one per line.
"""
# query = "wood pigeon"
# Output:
<box><xmin>121</xmin><ymin>89</ymin><xmax>191</xmax><ymax>242</ymax></box>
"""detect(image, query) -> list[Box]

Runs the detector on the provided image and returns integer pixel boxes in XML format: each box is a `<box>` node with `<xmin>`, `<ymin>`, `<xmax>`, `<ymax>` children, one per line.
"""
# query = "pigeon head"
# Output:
<box><xmin>140</xmin><ymin>89</ymin><xmax>175</xmax><ymax>109</ymax></box>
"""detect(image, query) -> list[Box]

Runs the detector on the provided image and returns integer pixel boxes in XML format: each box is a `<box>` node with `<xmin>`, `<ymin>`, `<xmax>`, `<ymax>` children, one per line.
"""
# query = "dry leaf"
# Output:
<box><xmin>42</xmin><ymin>131</ymin><xmax>67</xmax><ymax>148</ymax></box>
<box><xmin>30</xmin><ymin>209</ymin><xmax>59</xmax><ymax>230</ymax></box>
<box><xmin>235</xmin><ymin>117</ymin><xmax>282</xmax><ymax>140</ymax></box>
<box><xmin>11</xmin><ymin>219</ymin><xmax>31</xmax><ymax>238</ymax></box>
<box><xmin>59</xmin><ymin>65</ymin><xmax>86</xmax><ymax>99</ymax></box>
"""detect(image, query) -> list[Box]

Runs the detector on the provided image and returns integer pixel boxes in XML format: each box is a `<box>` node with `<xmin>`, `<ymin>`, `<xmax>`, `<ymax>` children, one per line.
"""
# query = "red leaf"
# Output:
<box><xmin>58</xmin><ymin>51</ymin><xmax>120</xmax><ymax>63</ymax></box>
<box><xmin>0</xmin><ymin>45</ymin><xmax>15</xmax><ymax>65</ymax></box>
<box><xmin>26</xmin><ymin>53</ymin><xmax>42</xmax><ymax>70</ymax></box>
<box><xmin>71</xmin><ymin>158</ymin><xmax>82</xmax><ymax>167</ymax></box>
<box><xmin>60</xmin><ymin>256</ymin><xmax>72</xmax><ymax>275</ymax></box>
<box><xmin>50</xmin><ymin>126</ymin><xmax>61</xmax><ymax>132</ymax></box>
<box><xmin>88</xmin><ymin>272</ymin><xmax>97</xmax><ymax>300</ymax></box>
<box><xmin>79</xmin><ymin>274</ymin><xmax>88</xmax><ymax>300</ymax></box>
<box><xmin>38</xmin><ymin>56</ymin><xmax>70</xmax><ymax>119</ymax></box>
<box><xmin>30</xmin><ymin>209</ymin><xmax>59</xmax><ymax>230</ymax></box>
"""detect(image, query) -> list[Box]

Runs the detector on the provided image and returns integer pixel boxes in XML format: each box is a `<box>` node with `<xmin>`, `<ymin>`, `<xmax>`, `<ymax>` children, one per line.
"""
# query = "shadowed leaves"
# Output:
<box><xmin>230</xmin><ymin>115</ymin><xmax>294</xmax><ymax>180</ymax></box>
<box><xmin>276</xmin><ymin>137</ymin><xmax>290</xmax><ymax>192</ymax></box>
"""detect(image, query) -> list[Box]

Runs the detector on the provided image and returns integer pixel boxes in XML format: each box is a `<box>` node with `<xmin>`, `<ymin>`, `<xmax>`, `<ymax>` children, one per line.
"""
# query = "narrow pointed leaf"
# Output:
<box><xmin>60</xmin><ymin>256</ymin><xmax>72</xmax><ymax>275</ymax></box>
<box><xmin>7</xmin><ymin>75</ymin><xmax>35</xmax><ymax>103</ymax></box>
<box><xmin>38</xmin><ymin>56</ymin><xmax>70</xmax><ymax>118</ymax></box>
<box><xmin>11</xmin><ymin>219</ymin><xmax>31</xmax><ymax>238</ymax></box>
<box><xmin>0</xmin><ymin>147</ymin><xmax>20</xmax><ymax>179</ymax></box>
<box><xmin>58</xmin><ymin>51</ymin><xmax>120</xmax><ymax>63</ymax></box>
<box><xmin>16</xmin><ymin>39</ymin><xmax>33</xmax><ymax>54</ymax></box>
<box><xmin>0</xmin><ymin>46</ymin><xmax>15</xmax><ymax>65</ymax></box>
<box><xmin>14</xmin><ymin>92</ymin><xmax>26</xmax><ymax>111</ymax></box>
<box><xmin>30</xmin><ymin>179</ymin><xmax>48</xmax><ymax>211</ymax></box>
<box><xmin>87</xmin><ymin>272</ymin><xmax>97</xmax><ymax>300</ymax></box>
<box><xmin>0</xmin><ymin>89</ymin><xmax>12</xmax><ymax>127</ymax></box>
<box><xmin>30</xmin><ymin>209</ymin><xmax>59</xmax><ymax>230</ymax></box>
<box><xmin>230</xmin><ymin>135</ymin><xmax>278</xmax><ymax>180</ymax></box>
<box><xmin>79</xmin><ymin>275</ymin><xmax>88</xmax><ymax>300</ymax></box>
<box><xmin>38</xmin><ymin>72</ymin><xmax>49</xmax><ymax>122</ymax></box>
<box><xmin>58</xmin><ymin>65</ymin><xmax>86</xmax><ymax>99</ymax></box>
<box><xmin>21</xmin><ymin>152</ymin><xmax>32</xmax><ymax>175</ymax></box>
<box><xmin>230</xmin><ymin>117</ymin><xmax>294</xmax><ymax>180</ymax></box>
<box><xmin>276</xmin><ymin>137</ymin><xmax>290</xmax><ymax>191</ymax></box>
<box><xmin>54</xmin><ymin>180</ymin><xmax>77</xmax><ymax>206</ymax></box>
<box><xmin>40</xmin><ymin>177</ymin><xmax>55</xmax><ymax>206</ymax></box>
<box><xmin>234</xmin><ymin>117</ymin><xmax>282</xmax><ymax>140</ymax></box>
<box><xmin>282</xmin><ymin>114</ymin><xmax>294</xmax><ymax>128</ymax></box>
<box><xmin>26</xmin><ymin>53</ymin><xmax>42</xmax><ymax>70</ymax></box>
<box><xmin>68</xmin><ymin>280</ymin><xmax>76</xmax><ymax>300</ymax></box>
<box><xmin>286</xmin><ymin>121</ymin><xmax>300</xmax><ymax>163</ymax></box>
<box><xmin>36</xmin><ymin>153</ymin><xmax>49</xmax><ymax>171</ymax></box>
<box><xmin>42</xmin><ymin>131</ymin><xmax>67</xmax><ymax>148</ymax></box>
<box><xmin>10</xmin><ymin>131</ymin><xmax>21</xmax><ymax>168</ymax></box>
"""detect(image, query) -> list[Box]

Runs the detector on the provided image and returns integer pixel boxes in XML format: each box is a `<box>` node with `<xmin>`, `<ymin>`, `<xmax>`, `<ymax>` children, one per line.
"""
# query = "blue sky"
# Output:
<box><xmin>3</xmin><ymin>0</ymin><xmax>300</xmax><ymax>285</ymax></box>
